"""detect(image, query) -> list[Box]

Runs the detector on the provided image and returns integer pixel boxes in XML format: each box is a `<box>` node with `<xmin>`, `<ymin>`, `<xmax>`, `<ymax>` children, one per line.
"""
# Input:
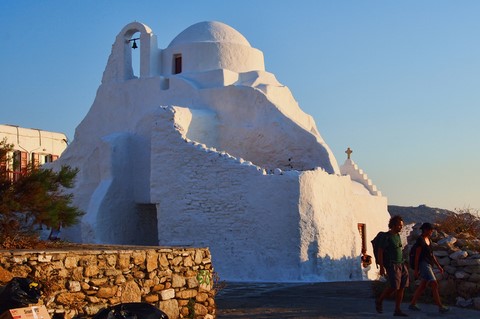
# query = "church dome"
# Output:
<box><xmin>168</xmin><ymin>21</ymin><xmax>251</xmax><ymax>48</ymax></box>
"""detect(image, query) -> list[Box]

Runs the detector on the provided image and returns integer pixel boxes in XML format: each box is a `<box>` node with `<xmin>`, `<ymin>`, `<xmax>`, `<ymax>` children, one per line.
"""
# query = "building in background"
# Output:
<box><xmin>0</xmin><ymin>124</ymin><xmax>67</xmax><ymax>180</ymax></box>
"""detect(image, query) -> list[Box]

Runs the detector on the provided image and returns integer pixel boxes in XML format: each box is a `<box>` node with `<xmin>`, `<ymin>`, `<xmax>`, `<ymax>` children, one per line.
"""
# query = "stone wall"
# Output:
<box><xmin>0</xmin><ymin>245</ymin><xmax>216</xmax><ymax>319</ymax></box>
<box><xmin>406</xmin><ymin>227</ymin><xmax>480</xmax><ymax>310</ymax></box>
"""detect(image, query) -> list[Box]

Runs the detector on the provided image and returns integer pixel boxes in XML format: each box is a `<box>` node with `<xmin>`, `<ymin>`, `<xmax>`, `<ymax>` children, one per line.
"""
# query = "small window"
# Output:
<box><xmin>358</xmin><ymin>223</ymin><xmax>367</xmax><ymax>253</ymax></box>
<box><xmin>173</xmin><ymin>54</ymin><xmax>182</xmax><ymax>74</ymax></box>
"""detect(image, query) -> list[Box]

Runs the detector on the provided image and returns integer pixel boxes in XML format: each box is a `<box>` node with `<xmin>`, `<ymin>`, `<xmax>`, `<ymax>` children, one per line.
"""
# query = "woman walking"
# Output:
<box><xmin>409</xmin><ymin>222</ymin><xmax>449</xmax><ymax>313</ymax></box>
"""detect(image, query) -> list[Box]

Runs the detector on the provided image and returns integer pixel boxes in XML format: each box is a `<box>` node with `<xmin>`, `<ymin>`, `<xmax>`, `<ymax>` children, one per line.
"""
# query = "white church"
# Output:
<box><xmin>54</xmin><ymin>21</ymin><xmax>390</xmax><ymax>282</ymax></box>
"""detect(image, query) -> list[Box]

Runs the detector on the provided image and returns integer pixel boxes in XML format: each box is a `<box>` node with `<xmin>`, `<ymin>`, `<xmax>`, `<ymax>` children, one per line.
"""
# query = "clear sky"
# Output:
<box><xmin>1</xmin><ymin>1</ymin><xmax>479</xmax><ymax>211</ymax></box>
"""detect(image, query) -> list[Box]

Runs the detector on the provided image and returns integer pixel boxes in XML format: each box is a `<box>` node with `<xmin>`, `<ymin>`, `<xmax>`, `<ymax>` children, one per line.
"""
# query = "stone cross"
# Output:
<box><xmin>345</xmin><ymin>147</ymin><xmax>353</xmax><ymax>159</ymax></box>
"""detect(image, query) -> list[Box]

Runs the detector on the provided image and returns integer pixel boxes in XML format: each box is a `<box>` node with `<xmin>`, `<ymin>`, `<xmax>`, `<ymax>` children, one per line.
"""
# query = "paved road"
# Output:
<box><xmin>216</xmin><ymin>281</ymin><xmax>479</xmax><ymax>319</ymax></box>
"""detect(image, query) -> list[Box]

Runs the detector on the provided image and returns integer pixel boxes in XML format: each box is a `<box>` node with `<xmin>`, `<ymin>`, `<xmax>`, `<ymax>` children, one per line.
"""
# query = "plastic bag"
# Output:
<box><xmin>0</xmin><ymin>277</ymin><xmax>41</xmax><ymax>315</ymax></box>
<box><xmin>92</xmin><ymin>303</ymin><xmax>168</xmax><ymax>319</ymax></box>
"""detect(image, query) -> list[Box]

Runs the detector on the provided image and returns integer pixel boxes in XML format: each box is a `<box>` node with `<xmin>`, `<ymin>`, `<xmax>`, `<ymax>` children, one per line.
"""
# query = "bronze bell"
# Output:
<box><xmin>131</xmin><ymin>39</ymin><xmax>138</xmax><ymax>49</ymax></box>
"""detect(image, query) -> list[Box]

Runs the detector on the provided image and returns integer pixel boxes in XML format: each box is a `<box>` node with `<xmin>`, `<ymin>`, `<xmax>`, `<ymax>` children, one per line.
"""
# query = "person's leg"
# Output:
<box><xmin>379</xmin><ymin>287</ymin><xmax>395</xmax><ymax>301</ymax></box>
<box><xmin>429</xmin><ymin>280</ymin><xmax>442</xmax><ymax>306</ymax></box>
<box><xmin>410</xmin><ymin>279</ymin><xmax>427</xmax><ymax>306</ymax></box>
<box><xmin>376</xmin><ymin>287</ymin><xmax>394</xmax><ymax>313</ymax></box>
<box><xmin>394</xmin><ymin>288</ymin><xmax>405</xmax><ymax>313</ymax></box>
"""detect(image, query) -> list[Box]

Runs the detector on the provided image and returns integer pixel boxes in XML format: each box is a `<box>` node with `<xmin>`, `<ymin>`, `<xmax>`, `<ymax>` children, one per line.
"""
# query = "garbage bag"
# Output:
<box><xmin>92</xmin><ymin>303</ymin><xmax>169</xmax><ymax>319</ymax></box>
<box><xmin>0</xmin><ymin>277</ymin><xmax>41</xmax><ymax>315</ymax></box>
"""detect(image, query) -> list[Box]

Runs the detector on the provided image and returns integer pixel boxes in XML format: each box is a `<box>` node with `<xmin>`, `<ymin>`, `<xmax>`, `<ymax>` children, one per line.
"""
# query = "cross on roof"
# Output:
<box><xmin>345</xmin><ymin>147</ymin><xmax>353</xmax><ymax>159</ymax></box>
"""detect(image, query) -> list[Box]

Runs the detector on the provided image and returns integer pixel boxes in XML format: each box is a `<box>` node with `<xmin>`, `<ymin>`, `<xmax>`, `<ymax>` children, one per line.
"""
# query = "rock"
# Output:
<box><xmin>438</xmin><ymin>236</ymin><xmax>457</xmax><ymax>246</ymax></box>
<box><xmin>56</xmin><ymin>292</ymin><xmax>86</xmax><ymax>305</ymax></box>
<box><xmin>159</xmin><ymin>299</ymin><xmax>179</xmax><ymax>319</ymax></box>
<box><xmin>159</xmin><ymin>254</ymin><xmax>169</xmax><ymax>268</ymax></box>
<box><xmin>146</xmin><ymin>251</ymin><xmax>158</xmax><ymax>272</ymax></box>
<box><xmin>433</xmin><ymin>250</ymin><xmax>449</xmax><ymax>257</ymax></box>
<box><xmin>96</xmin><ymin>286</ymin><xmax>117</xmax><ymax>298</ymax></box>
<box><xmin>450</xmin><ymin>250</ymin><xmax>468</xmax><ymax>260</ymax></box>
<box><xmin>132</xmin><ymin>251</ymin><xmax>146</xmax><ymax>265</ymax></box>
<box><xmin>172</xmin><ymin>256</ymin><xmax>182</xmax><ymax>266</ymax></box>
<box><xmin>183</xmin><ymin>255</ymin><xmax>193</xmax><ymax>267</ymax></box>
<box><xmin>84</xmin><ymin>303</ymin><xmax>107</xmax><ymax>316</ymax></box>
<box><xmin>194</xmin><ymin>303</ymin><xmax>208</xmax><ymax>316</ymax></box>
<box><xmin>105</xmin><ymin>254</ymin><xmax>117</xmax><ymax>267</ymax></box>
<box><xmin>115</xmin><ymin>274</ymin><xmax>126</xmax><ymax>284</ymax></box>
<box><xmin>457</xmin><ymin>281</ymin><xmax>478</xmax><ymax>298</ymax></box>
<box><xmin>196</xmin><ymin>292</ymin><xmax>209</xmax><ymax>302</ymax></box>
<box><xmin>176</xmin><ymin>289</ymin><xmax>197</xmax><ymax>299</ymax></box>
<box><xmin>90</xmin><ymin>277</ymin><xmax>108</xmax><ymax>286</ymax></box>
<box><xmin>172</xmin><ymin>274</ymin><xmax>186</xmax><ymax>288</ymax></box>
<box><xmin>455</xmin><ymin>271</ymin><xmax>470</xmax><ymax>279</ymax></box>
<box><xmin>468</xmin><ymin>273</ymin><xmax>480</xmax><ymax>282</ymax></box>
<box><xmin>437</xmin><ymin>256</ymin><xmax>451</xmax><ymax>266</ymax></box>
<box><xmin>38</xmin><ymin>254</ymin><xmax>53</xmax><ymax>262</ymax></box>
<box><xmin>120</xmin><ymin>280</ymin><xmax>141</xmax><ymax>302</ymax></box>
<box><xmin>463</xmin><ymin>265</ymin><xmax>480</xmax><ymax>274</ymax></box>
<box><xmin>0</xmin><ymin>266</ymin><xmax>13</xmax><ymax>283</ymax></box>
<box><xmin>160</xmin><ymin>288</ymin><xmax>175</xmax><ymax>300</ymax></box>
<box><xmin>68</xmin><ymin>281</ymin><xmax>82</xmax><ymax>292</ymax></box>
<box><xmin>456</xmin><ymin>296</ymin><xmax>473</xmax><ymax>308</ymax></box>
<box><xmin>11</xmin><ymin>265</ymin><xmax>31</xmax><ymax>278</ymax></box>
<box><xmin>474</xmin><ymin>297</ymin><xmax>480</xmax><ymax>310</ymax></box>
<box><xmin>84</xmin><ymin>265</ymin><xmax>99</xmax><ymax>277</ymax></box>
<box><xmin>118</xmin><ymin>254</ymin><xmax>131</xmax><ymax>270</ymax></box>
<box><xmin>144</xmin><ymin>294</ymin><xmax>159</xmax><ymax>303</ymax></box>
<box><xmin>444</xmin><ymin>265</ymin><xmax>457</xmax><ymax>274</ymax></box>
<box><xmin>187</xmin><ymin>277</ymin><xmax>198</xmax><ymax>288</ymax></box>
<box><xmin>455</xmin><ymin>259</ymin><xmax>480</xmax><ymax>266</ymax></box>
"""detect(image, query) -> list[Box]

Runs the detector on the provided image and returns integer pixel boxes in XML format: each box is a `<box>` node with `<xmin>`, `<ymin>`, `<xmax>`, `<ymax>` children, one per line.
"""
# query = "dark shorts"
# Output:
<box><xmin>419</xmin><ymin>261</ymin><xmax>436</xmax><ymax>282</ymax></box>
<box><xmin>386</xmin><ymin>263</ymin><xmax>409</xmax><ymax>289</ymax></box>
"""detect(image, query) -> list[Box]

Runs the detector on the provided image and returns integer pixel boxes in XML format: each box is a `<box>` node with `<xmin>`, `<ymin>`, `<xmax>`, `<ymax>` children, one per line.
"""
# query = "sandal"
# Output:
<box><xmin>408</xmin><ymin>304</ymin><xmax>421</xmax><ymax>311</ymax></box>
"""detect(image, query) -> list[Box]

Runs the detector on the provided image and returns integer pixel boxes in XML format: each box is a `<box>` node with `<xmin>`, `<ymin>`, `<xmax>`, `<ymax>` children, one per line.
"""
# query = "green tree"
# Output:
<box><xmin>0</xmin><ymin>138</ymin><xmax>83</xmax><ymax>247</ymax></box>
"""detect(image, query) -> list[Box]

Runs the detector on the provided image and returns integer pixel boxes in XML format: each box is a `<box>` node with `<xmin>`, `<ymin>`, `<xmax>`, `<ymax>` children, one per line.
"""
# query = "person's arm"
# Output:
<box><xmin>378</xmin><ymin>247</ymin><xmax>386</xmax><ymax>276</ymax></box>
<box><xmin>414</xmin><ymin>245</ymin><xmax>422</xmax><ymax>278</ymax></box>
<box><xmin>432</xmin><ymin>254</ymin><xmax>444</xmax><ymax>274</ymax></box>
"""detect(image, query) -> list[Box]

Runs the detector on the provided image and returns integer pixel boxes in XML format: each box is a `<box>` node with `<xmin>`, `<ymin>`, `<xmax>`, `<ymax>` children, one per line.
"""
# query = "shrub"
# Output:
<box><xmin>435</xmin><ymin>207</ymin><xmax>480</xmax><ymax>238</ymax></box>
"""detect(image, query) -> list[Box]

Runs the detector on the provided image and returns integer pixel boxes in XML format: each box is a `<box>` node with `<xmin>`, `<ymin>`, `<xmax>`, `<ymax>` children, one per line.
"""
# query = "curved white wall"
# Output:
<box><xmin>162</xmin><ymin>42</ymin><xmax>265</xmax><ymax>74</ymax></box>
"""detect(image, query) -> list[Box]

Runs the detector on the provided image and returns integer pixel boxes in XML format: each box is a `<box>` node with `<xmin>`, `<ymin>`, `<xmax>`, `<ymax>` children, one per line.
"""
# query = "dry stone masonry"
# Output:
<box><xmin>0</xmin><ymin>246</ymin><xmax>216</xmax><ymax>319</ymax></box>
<box><xmin>406</xmin><ymin>226</ymin><xmax>480</xmax><ymax>310</ymax></box>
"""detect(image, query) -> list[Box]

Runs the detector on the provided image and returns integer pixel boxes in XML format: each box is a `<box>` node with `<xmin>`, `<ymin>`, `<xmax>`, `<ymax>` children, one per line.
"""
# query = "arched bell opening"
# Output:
<box><xmin>127</xmin><ymin>32</ymin><xmax>141</xmax><ymax>78</ymax></box>
<box><xmin>102</xmin><ymin>22</ymin><xmax>157</xmax><ymax>83</ymax></box>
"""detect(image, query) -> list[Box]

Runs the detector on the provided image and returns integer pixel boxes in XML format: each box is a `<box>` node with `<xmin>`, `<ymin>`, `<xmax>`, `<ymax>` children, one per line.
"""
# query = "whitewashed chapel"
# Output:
<box><xmin>54</xmin><ymin>21</ymin><xmax>390</xmax><ymax>281</ymax></box>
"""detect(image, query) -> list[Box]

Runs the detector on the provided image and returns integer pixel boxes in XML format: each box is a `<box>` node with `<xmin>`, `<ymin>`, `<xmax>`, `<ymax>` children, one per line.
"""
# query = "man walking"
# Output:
<box><xmin>375</xmin><ymin>215</ymin><xmax>410</xmax><ymax>317</ymax></box>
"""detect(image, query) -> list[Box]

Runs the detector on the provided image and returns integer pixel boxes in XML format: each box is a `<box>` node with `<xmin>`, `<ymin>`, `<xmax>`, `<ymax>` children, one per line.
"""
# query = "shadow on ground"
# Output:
<box><xmin>216</xmin><ymin>281</ymin><xmax>479</xmax><ymax>319</ymax></box>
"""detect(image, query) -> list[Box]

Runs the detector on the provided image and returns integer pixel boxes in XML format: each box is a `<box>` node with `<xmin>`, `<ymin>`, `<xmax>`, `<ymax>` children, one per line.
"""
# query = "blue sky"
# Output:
<box><xmin>1</xmin><ymin>1</ymin><xmax>479</xmax><ymax>211</ymax></box>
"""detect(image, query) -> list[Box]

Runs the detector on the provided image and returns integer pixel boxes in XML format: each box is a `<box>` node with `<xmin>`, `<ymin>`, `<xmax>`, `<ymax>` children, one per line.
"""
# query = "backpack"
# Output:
<box><xmin>409</xmin><ymin>240</ymin><xmax>419</xmax><ymax>270</ymax></box>
<box><xmin>371</xmin><ymin>231</ymin><xmax>388</xmax><ymax>269</ymax></box>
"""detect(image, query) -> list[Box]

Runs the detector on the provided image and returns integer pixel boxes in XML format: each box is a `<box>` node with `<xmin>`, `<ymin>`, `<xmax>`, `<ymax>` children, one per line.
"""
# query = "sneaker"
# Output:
<box><xmin>439</xmin><ymin>306</ymin><xmax>450</xmax><ymax>313</ymax></box>
<box><xmin>409</xmin><ymin>304</ymin><xmax>421</xmax><ymax>311</ymax></box>
<box><xmin>393</xmin><ymin>310</ymin><xmax>408</xmax><ymax>317</ymax></box>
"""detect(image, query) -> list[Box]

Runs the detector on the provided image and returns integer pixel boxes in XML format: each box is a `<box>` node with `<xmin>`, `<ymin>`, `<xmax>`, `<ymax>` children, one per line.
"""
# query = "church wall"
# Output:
<box><xmin>150</xmin><ymin>107</ymin><xmax>303</xmax><ymax>281</ymax></box>
<box><xmin>298</xmin><ymin>170</ymin><xmax>390</xmax><ymax>280</ymax></box>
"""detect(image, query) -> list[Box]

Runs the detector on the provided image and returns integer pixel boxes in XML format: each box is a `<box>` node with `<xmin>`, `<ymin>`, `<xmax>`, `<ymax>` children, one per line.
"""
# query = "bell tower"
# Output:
<box><xmin>102</xmin><ymin>22</ymin><xmax>159</xmax><ymax>83</ymax></box>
